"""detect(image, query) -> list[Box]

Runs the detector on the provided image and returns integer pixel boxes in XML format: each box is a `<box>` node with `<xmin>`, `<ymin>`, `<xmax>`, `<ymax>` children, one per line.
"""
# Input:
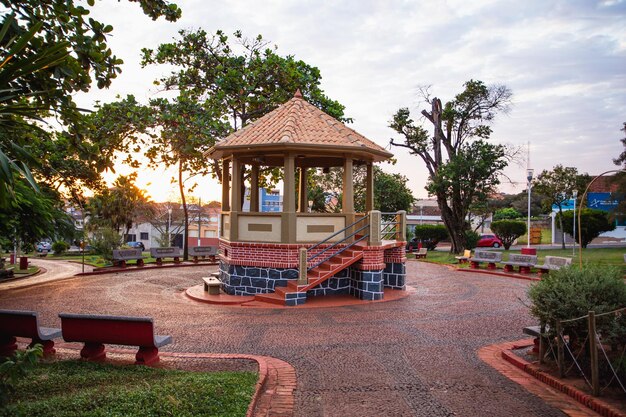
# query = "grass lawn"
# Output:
<box><xmin>12</xmin><ymin>265</ymin><xmax>40</xmax><ymax>276</ymax></box>
<box><xmin>0</xmin><ymin>360</ymin><xmax>257</xmax><ymax>417</ymax></box>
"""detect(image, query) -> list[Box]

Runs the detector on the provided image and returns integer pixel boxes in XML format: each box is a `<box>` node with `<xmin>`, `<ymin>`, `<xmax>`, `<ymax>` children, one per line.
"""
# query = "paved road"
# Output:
<box><xmin>0</xmin><ymin>258</ymin><xmax>92</xmax><ymax>291</ymax></box>
<box><xmin>0</xmin><ymin>261</ymin><xmax>566</xmax><ymax>416</ymax></box>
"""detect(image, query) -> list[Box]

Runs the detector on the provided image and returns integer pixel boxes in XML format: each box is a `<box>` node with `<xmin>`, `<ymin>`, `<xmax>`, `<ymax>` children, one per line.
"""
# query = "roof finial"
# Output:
<box><xmin>294</xmin><ymin>89</ymin><xmax>303</xmax><ymax>98</ymax></box>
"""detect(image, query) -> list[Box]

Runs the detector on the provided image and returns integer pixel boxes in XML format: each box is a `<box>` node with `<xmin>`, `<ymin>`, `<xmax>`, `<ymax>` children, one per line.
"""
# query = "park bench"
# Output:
<box><xmin>202</xmin><ymin>276</ymin><xmax>221</xmax><ymax>295</ymax></box>
<box><xmin>59</xmin><ymin>313</ymin><xmax>172</xmax><ymax>365</ymax></box>
<box><xmin>536</xmin><ymin>256</ymin><xmax>572</xmax><ymax>275</ymax></box>
<box><xmin>189</xmin><ymin>246</ymin><xmax>219</xmax><ymax>263</ymax></box>
<box><xmin>112</xmin><ymin>248</ymin><xmax>144</xmax><ymax>268</ymax></box>
<box><xmin>455</xmin><ymin>249</ymin><xmax>471</xmax><ymax>264</ymax></box>
<box><xmin>149</xmin><ymin>247</ymin><xmax>181</xmax><ymax>266</ymax></box>
<box><xmin>0</xmin><ymin>309</ymin><xmax>62</xmax><ymax>357</ymax></box>
<box><xmin>523</xmin><ymin>325</ymin><xmax>551</xmax><ymax>357</ymax></box>
<box><xmin>414</xmin><ymin>248</ymin><xmax>427</xmax><ymax>259</ymax></box>
<box><xmin>468</xmin><ymin>250</ymin><xmax>502</xmax><ymax>270</ymax></box>
<box><xmin>501</xmin><ymin>254</ymin><xmax>538</xmax><ymax>274</ymax></box>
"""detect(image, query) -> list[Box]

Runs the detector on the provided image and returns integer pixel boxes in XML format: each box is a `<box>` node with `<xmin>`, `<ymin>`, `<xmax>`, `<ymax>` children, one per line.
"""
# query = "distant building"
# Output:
<box><xmin>243</xmin><ymin>188</ymin><xmax>283</xmax><ymax>212</ymax></box>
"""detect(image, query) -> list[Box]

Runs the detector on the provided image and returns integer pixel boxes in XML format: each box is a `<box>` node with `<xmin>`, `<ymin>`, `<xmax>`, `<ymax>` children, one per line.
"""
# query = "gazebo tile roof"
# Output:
<box><xmin>209</xmin><ymin>91</ymin><xmax>392</xmax><ymax>159</ymax></box>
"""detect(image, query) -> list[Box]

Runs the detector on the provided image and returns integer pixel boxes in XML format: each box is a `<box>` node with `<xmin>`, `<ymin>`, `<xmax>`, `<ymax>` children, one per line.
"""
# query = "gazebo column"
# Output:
<box><xmin>250</xmin><ymin>165</ymin><xmax>260</xmax><ymax>212</ymax></box>
<box><xmin>282</xmin><ymin>154</ymin><xmax>297</xmax><ymax>243</ymax></box>
<box><xmin>221</xmin><ymin>158</ymin><xmax>230</xmax><ymax>239</ymax></box>
<box><xmin>298</xmin><ymin>167</ymin><xmax>308</xmax><ymax>213</ymax></box>
<box><xmin>230</xmin><ymin>156</ymin><xmax>241</xmax><ymax>241</ymax></box>
<box><xmin>365</xmin><ymin>162</ymin><xmax>374</xmax><ymax>212</ymax></box>
<box><xmin>342</xmin><ymin>157</ymin><xmax>355</xmax><ymax>242</ymax></box>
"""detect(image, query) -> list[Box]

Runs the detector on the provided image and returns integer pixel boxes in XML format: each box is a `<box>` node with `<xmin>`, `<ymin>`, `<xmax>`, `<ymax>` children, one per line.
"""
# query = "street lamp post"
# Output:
<box><xmin>572</xmin><ymin>190</ymin><xmax>578</xmax><ymax>256</ymax></box>
<box><xmin>167</xmin><ymin>207</ymin><xmax>172</xmax><ymax>247</ymax></box>
<box><xmin>527</xmin><ymin>168</ymin><xmax>534</xmax><ymax>248</ymax></box>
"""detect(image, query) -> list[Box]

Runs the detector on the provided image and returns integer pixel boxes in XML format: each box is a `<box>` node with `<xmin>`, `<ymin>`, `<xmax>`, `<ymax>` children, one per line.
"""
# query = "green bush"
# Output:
<box><xmin>89</xmin><ymin>227</ymin><xmax>122</xmax><ymax>262</ymax></box>
<box><xmin>464</xmin><ymin>230</ymin><xmax>480</xmax><ymax>250</ymax></box>
<box><xmin>51</xmin><ymin>241</ymin><xmax>69</xmax><ymax>255</ymax></box>
<box><xmin>413</xmin><ymin>224</ymin><xmax>449</xmax><ymax>250</ymax></box>
<box><xmin>491</xmin><ymin>220</ymin><xmax>526</xmax><ymax>250</ymax></box>
<box><xmin>493</xmin><ymin>207</ymin><xmax>522</xmax><ymax>221</ymax></box>
<box><xmin>528</xmin><ymin>264</ymin><xmax>626</xmax><ymax>349</ymax></box>
<box><xmin>558</xmin><ymin>208</ymin><xmax>616</xmax><ymax>248</ymax></box>
<box><xmin>0</xmin><ymin>345</ymin><xmax>43</xmax><ymax>405</ymax></box>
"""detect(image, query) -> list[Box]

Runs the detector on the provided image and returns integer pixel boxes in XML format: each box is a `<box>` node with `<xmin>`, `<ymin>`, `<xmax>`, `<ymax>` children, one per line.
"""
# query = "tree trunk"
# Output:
<box><xmin>437</xmin><ymin>195</ymin><xmax>466</xmax><ymax>254</ymax></box>
<box><xmin>179</xmin><ymin>161</ymin><xmax>189</xmax><ymax>261</ymax></box>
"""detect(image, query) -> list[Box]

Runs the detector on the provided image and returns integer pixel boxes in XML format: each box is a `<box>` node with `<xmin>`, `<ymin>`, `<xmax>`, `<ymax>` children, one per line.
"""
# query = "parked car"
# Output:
<box><xmin>126</xmin><ymin>241</ymin><xmax>145</xmax><ymax>251</ymax></box>
<box><xmin>477</xmin><ymin>234</ymin><xmax>503</xmax><ymax>248</ymax></box>
<box><xmin>406</xmin><ymin>238</ymin><xmax>436</xmax><ymax>252</ymax></box>
<box><xmin>36</xmin><ymin>242</ymin><xmax>52</xmax><ymax>252</ymax></box>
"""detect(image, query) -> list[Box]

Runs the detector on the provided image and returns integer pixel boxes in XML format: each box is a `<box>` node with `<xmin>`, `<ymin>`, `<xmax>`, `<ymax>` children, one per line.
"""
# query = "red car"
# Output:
<box><xmin>477</xmin><ymin>234</ymin><xmax>503</xmax><ymax>248</ymax></box>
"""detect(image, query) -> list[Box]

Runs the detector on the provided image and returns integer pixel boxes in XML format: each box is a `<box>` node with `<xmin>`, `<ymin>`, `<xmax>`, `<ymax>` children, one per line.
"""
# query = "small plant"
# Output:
<box><xmin>491</xmin><ymin>220</ymin><xmax>526</xmax><ymax>250</ymax></box>
<box><xmin>51</xmin><ymin>241</ymin><xmax>69</xmax><ymax>255</ymax></box>
<box><xmin>0</xmin><ymin>344</ymin><xmax>43</xmax><ymax>405</ymax></box>
<box><xmin>464</xmin><ymin>230</ymin><xmax>480</xmax><ymax>250</ymax></box>
<box><xmin>89</xmin><ymin>227</ymin><xmax>123</xmax><ymax>262</ymax></box>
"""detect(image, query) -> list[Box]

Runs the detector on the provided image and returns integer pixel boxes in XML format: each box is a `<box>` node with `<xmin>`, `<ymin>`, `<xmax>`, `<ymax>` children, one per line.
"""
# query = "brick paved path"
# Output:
<box><xmin>0</xmin><ymin>261</ymin><xmax>567</xmax><ymax>416</ymax></box>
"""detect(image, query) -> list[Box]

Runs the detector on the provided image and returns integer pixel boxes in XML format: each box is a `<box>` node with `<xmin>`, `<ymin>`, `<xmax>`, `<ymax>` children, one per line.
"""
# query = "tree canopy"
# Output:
<box><xmin>390</xmin><ymin>80</ymin><xmax>512</xmax><ymax>253</ymax></box>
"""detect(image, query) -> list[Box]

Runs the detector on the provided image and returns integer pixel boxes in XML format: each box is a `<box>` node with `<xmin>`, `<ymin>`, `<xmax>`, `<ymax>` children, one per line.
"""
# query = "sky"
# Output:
<box><xmin>75</xmin><ymin>0</ymin><xmax>626</xmax><ymax>203</ymax></box>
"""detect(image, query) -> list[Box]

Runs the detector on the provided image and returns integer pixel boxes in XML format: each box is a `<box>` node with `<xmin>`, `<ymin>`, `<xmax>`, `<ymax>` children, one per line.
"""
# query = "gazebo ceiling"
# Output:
<box><xmin>206</xmin><ymin>90</ymin><xmax>393</xmax><ymax>163</ymax></box>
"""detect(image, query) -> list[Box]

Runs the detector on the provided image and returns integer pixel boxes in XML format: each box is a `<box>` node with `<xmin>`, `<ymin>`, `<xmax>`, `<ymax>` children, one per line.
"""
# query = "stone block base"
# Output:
<box><xmin>219</xmin><ymin>262</ymin><xmax>297</xmax><ymax>296</ymax></box>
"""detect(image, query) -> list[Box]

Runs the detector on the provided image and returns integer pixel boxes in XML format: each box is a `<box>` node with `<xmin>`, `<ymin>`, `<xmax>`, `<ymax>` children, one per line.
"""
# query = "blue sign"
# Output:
<box><xmin>552</xmin><ymin>198</ymin><xmax>576</xmax><ymax>212</ymax></box>
<box><xmin>587</xmin><ymin>192</ymin><xmax>620</xmax><ymax>212</ymax></box>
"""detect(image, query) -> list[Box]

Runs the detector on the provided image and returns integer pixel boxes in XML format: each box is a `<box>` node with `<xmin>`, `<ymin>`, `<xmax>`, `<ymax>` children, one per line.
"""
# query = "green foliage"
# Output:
<box><xmin>413</xmin><ymin>224</ymin><xmax>449</xmax><ymax>250</ymax></box>
<box><xmin>0</xmin><ymin>360</ymin><xmax>256</xmax><ymax>416</ymax></box>
<box><xmin>490</xmin><ymin>220</ymin><xmax>526</xmax><ymax>250</ymax></box>
<box><xmin>492</xmin><ymin>207</ymin><xmax>522</xmax><ymax>220</ymax></box>
<box><xmin>558</xmin><ymin>208</ymin><xmax>615</xmax><ymax>248</ymax></box>
<box><xmin>88</xmin><ymin>227</ymin><xmax>122</xmax><ymax>262</ymax></box>
<box><xmin>51</xmin><ymin>241</ymin><xmax>69</xmax><ymax>255</ymax></box>
<box><xmin>389</xmin><ymin>80</ymin><xmax>512</xmax><ymax>253</ymax></box>
<box><xmin>0</xmin><ymin>344</ymin><xmax>43</xmax><ymax>405</ymax></box>
<box><xmin>528</xmin><ymin>264</ymin><xmax>626</xmax><ymax>351</ymax></box>
<box><xmin>464</xmin><ymin>230</ymin><xmax>480</xmax><ymax>250</ymax></box>
<box><xmin>372</xmin><ymin>169</ymin><xmax>415</xmax><ymax>213</ymax></box>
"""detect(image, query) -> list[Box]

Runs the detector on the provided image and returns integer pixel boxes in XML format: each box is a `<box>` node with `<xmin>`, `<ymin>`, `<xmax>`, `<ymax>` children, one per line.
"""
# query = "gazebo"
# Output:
<box><xmin>206</xmin><ymin>90</ymin><xmax>407</xmax><ymax>306</ymax></box>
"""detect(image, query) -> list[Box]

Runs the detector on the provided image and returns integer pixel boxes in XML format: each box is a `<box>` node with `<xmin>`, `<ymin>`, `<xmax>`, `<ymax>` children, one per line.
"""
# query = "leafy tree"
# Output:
<box><xmin>86</xmin><ymin>174</ymin><xmax>152</xmax><ymax>236</ymax></box>
<box><xmin>464</xmin><ymin>230</ymin><xmax>480</xmax><ymax>250</ymax></box>
<box><xmin>533</xmin><ymin>165</ymin><xmax>587</xmax><ymax>249</ymax></box>
<box><xmin>373</xmin><ymin>169</ymin><xmax>415</xmax><ymax>213</ymax></box>
<box><xmin>492</xmin><ymin>207</ymin><xmax>522</xmax><ymax>221</ymax></box>
<box><xmin>390</xmin><ymin>80</ymin><xmax>512</xmax><ymax>253</ymax></box>
<box><xmin>558</xmin><ymin>208</ymin><xmax>615</xmax><ymax>248</ymax></box>
<box><xmin>491</xmin><ymin>220</ymin><xmax>526</xmax><ymax>250</ymax></box>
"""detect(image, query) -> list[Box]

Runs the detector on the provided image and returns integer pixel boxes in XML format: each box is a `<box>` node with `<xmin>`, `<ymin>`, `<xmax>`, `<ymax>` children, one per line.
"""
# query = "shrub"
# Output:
<box><xmin>528</xmin><ymin>264</ymin><xmax>626</xmax><ymax>349</ymax></box>
<box><xmin>493</xmin><ymin>207</ymin><xmax>522</xmax><ymax>221</ymax></box>
<box><xmin>88</xmin><ymin>227</ymin><xmax>122</xmax><ymax>262</ymax></box>
<box><xmin>413</xmin><ymin>224</ymin><xmax>449</xmax><ymax>250</ymax></box>
<box><xmin>0</xmin><ymin>344</ymin><xmax>43</xmax><ymax>405</ymax></box>
<box><xmin>464</xmin><ymin>230</ymin><xmax>480</xmax><ymax>250</ymax></box>
<box><xmin>490</xmin><ymin>220</ymin><xmax>526</xmax><ymax>250</ymax></box>
<box><xmin>51</xmin><ymin>241</ymin><xmax>69</xmax><ymax>255</ymax></box>
<box><xmin>558</xmin><ymin>208</ymin><xmax>616</xmax><ymax>248</ymax></box>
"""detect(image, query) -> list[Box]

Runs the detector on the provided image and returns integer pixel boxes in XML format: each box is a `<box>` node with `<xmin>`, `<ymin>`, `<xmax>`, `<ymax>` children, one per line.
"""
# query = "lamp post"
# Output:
<box><xmin>167</xmin><ymin>207</ymin><xmax>172</xmax><ymax>247</ymax></box>
<box><xmin>572</xmin><ymin>190</ymin><xmax>578</xmax><ymax>256</ymax></box>
<box><xmin>527</xmin><ymin>168</ymin><xmax>534</xmax><ymax>248</ymax></box>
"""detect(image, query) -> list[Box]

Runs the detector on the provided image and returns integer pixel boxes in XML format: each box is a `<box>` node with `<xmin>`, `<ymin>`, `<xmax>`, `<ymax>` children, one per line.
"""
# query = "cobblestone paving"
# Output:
<box><xmin>0</xmin><ymin>261</ymin><xmax>567</xmax><ymax>416</ymax></box>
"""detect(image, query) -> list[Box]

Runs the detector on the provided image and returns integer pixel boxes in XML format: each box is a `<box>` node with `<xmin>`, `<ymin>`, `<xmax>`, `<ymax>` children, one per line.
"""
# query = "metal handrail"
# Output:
<box><xmin>306</xmin><ymin>215</ymin><xmax>369</xmax><ymax>254</ymax></box>
<box><xmin>307</xmin><ymin>222</ymin><xmax>370</xmax><ymax>265</ymax></box>
<box><xmin>308</xmin><ymin>233</ymin><xmax>369</xmax><ymax>271</ymax></box>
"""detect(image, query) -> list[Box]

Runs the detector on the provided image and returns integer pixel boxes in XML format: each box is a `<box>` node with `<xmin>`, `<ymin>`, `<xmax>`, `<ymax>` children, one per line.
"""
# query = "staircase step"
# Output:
<box><xmin>254</xmin><ymin>293</ymin><xmax>285</xmax><ymax>306</ymax></box>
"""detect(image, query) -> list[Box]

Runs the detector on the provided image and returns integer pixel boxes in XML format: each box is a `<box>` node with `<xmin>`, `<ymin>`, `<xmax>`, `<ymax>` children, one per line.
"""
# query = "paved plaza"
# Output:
<box><xmin>0</xmin><ymin>260</ymin><xmax>569</xmax><ymax>416</ymax></box>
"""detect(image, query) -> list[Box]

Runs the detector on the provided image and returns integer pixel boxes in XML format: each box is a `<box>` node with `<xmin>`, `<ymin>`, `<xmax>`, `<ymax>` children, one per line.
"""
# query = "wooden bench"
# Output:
<box><xmin>202</xmin><ymin>276</ymin><xmax>221</xmax><ymax>295</ymax></box>
<box><xmin>59</xmin><ymin>313</ymin><xmax>172</xmax><ymax>365</ymax></box>
<box><xmin>189</xmin><ymin>246</ymin><xmax>219</xmax><ymax>263</ymax></box>
<box><xmin>468</xmin><ymin>250</ymin><xmax>502</xmax><ymax>270</ymax></box>
<box><xmin>0</xmin><ymin>309</ymin><xmax>62</xmax><ymax>357</ymax></box>
<box><xmin>502</xmin><ymin>254</ymin><xmax>538</xmax><ymax>274</ymax></box>
<box><xmin>455</xmin><ymin>249</ymin><xmax>471</xmax><ymax>264</ymax></box>
<box><xmin>536</xmin><ymin>256</ymin><xmax>572</xmax><ymax>275</ymax></box>
<box><xmin>149</xmin><ymin>247</ymin><xmax>181</xmax><ymax>266</ymax></box>
<box><xmin>112</xmin><ymin>248</ymin><xmax>144</xmax><ymax>268</ymax></box>
<box><xmin>414</xmin><ymin>248</ymin><xmax>427</xmax><ymax>259</ymax></box>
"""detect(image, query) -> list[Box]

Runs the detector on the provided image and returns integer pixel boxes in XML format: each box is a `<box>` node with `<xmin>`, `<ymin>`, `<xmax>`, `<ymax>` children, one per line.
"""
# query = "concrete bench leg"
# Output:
<box><xmin>80</xmin><ymin>342</ymin><xmax>106</xmax><ymax>361</ymax></box>
<box><xmin>503</xmin><ymin>265</ymin><xmax>513</xmax><ymax>272</ymax></box>
<box><xmin>136</xmin><ymin>346</ymin><xmax>159</xmax><ymax>365</ymax></box>
<box><xmin>487</xmin><ymin>262</ymin><xmax>497</xmax><ymax>270</ymax></box>
<box><xmin>0</xmin><ymin>335</ymin><xmax>17</xmax><ymax>357</ymax></box>
<box><xmin>156</xmin><ymin>258</ymin><xmax>163</xmax><ymax>266</ymax></box>
<box><xmin>174</xmin><ymin>257</ymin><xmax>180</xmax><ymax>264</ymax></box>
<box><xmin>470</xmin><ymin>261</ymin><xmax>480</xmax><ymax>269</ymax></box>
<box><xmin>193</xmin><ymin>256</ymin><xmax>199</xmax><ymax>263</ymax></box>
<box><xmin>519</xmin><ymin>266</ymin><xmax>530</xmax><ymax>274</ymax></box>
<box><xmin>29</xmin><ymin>338</ymin><xmax>56</xmax><ymax>356</ymax></box>
<box><xmin>137</xmin><ymin>259</ymin><xmax>144</xmax><ymax>267</ymax></box>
